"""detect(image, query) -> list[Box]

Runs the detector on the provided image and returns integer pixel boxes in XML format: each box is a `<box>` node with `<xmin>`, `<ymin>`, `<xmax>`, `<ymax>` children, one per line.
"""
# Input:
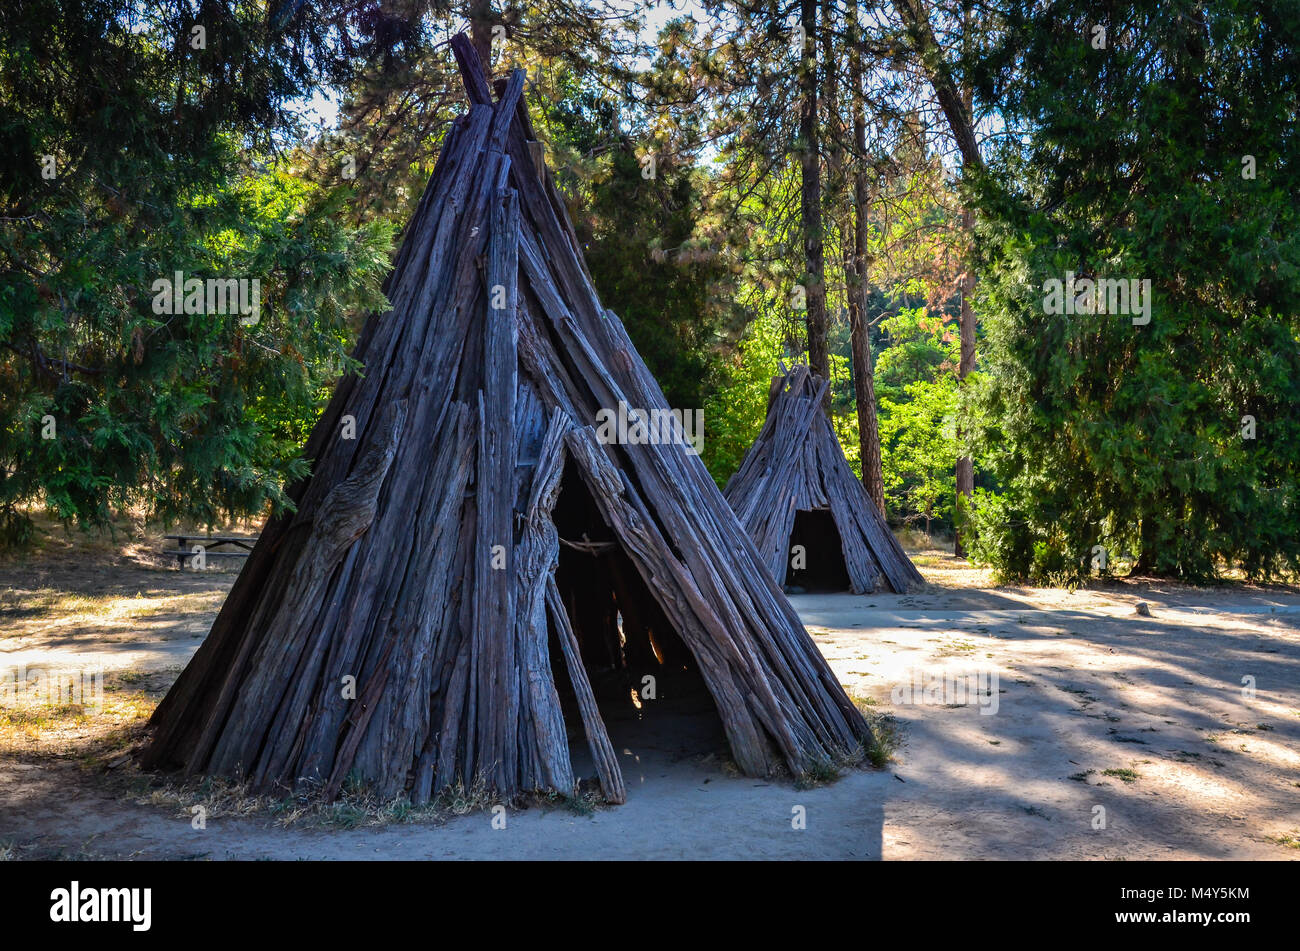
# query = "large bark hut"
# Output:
<box><xmin>141</xmin><ymin>38</ymin><xmax>873</xmax><ymax>804</ymax></box>
<box><xmin>723</xmin><ymin>365</ymin><xmax>924</xmax><ymax>595</ymax></box>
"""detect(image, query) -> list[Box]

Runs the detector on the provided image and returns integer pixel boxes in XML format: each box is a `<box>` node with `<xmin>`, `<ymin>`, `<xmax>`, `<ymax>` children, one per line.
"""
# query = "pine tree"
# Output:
<box><xmin>0</xmin><ymin>0</ymin><xmax>394</xmax><ymax>542</ymax></box>
<box><xmin>964</xmin><ymin>0</ymin><xmax>1300</xmax><ymax>582</ymax></box>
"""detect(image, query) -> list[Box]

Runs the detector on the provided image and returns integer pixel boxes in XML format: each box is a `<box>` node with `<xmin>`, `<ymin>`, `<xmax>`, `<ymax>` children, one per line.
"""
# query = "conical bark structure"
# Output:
<box><xmin>724</xmin><ymin>365</ymin><xmax>924</xmax><ymax>595</ymax></box>
<box><xmin>142</xmin><ymin>38</ymin><xmax>873</xmax><ymax>803</ymax></box>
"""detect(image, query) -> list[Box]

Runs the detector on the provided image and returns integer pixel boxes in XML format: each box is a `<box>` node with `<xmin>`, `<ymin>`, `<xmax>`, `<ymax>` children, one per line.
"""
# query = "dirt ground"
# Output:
<box><xmin>2</xmin><ymin>530</ymin><xmax>1298</xmax><ymax>860</ymax></box>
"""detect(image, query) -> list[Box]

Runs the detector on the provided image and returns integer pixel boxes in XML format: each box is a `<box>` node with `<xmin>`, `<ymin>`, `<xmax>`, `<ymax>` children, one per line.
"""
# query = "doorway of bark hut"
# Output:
<box><xmin>786</xmin><ymin>508</ymin><xmax>852</xmax><ymax>592</ymax></box>
<box><xmin>548</xmin><ymin>461</ymin><xmax>727</xmax><ymax>782</ymax></box>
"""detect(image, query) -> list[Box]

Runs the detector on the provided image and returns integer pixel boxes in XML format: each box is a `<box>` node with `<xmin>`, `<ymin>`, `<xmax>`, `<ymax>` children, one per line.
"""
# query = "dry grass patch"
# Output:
<box><xmin>0</xmin><ymin>588</ymin><xmax>227</xmax><ymax>642</ymax></box>
<box><xmin>1101</xmin><ymin>767</ymin><xmax>1140</xmax><ymax>783</ymax></box>
<box><xmin>131</xmin><ymin>770</ymin><xmax>608</xmax><ymax>830</ymax></box>
<box><xmin>1271</xmin><ymin>831</ymin><xmax>1300</xmax><ymax>850</ymax></box>
<box><xmin>0</xmin><ymin>668</ymin><xmax>171</xmax><ymax>761</ymax></box>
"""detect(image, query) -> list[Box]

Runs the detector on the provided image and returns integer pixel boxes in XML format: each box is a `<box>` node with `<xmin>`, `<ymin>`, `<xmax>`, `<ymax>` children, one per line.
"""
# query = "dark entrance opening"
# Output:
<box><xmin>785</xmin><ymin>507</ymin><xmax>851</xmax><ymax>592</ymax></box>
<box><xmin>548</xmin><ymin>461</ymin><xmax>726</xmax><ymax>784</ymax></box>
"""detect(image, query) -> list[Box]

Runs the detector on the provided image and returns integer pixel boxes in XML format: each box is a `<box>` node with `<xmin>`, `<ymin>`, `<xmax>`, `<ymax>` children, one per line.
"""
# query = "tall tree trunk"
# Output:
<box><xmin>846</xmin><ymin>225</ymin><xmax>884</xmax><ymax>514</ymax></box>
<box><xmin>799</xmin><ymin>0</ymin><xmax>828</xmax><ymax>400</ymax></box>
<box><xmin>952</xmin><ymin>27</ymin><xmax>977</xmax><ymax>557</ymax></box>
<box><xmin>890</xmin><ymin>0</ymin><xmax>982</xmax><ymax>170</ymax></box>
<box><xmin>954</xmin><ymin>204</ymin><xmax>975</xmax><ymax>556</ymax></box>
<box><xmin>469</xmin><ymin>0</ymin><xmax>494</xmax><ymax>77</ymax></box>
<box><xmin>893</xmin><ymin>0</ymin><xmax>981</xmax><ymax>556</ymax></box>
<box><xmin>1135</xmin><ymin>513</ymin><xmax>1161</xmax><ymax>574</ymax></box>
<box><xmin>846</xmin><ymin>0</ymin><xmax>885</xmax><ymax>514</ymax></box>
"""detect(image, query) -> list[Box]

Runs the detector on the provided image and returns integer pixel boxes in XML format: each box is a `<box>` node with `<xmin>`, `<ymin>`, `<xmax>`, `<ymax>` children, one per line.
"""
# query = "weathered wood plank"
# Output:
<box><xmin>512</xmin><ymin>410</ymin><xmax>576</xmax><ymax>795</ymax></box>
<box><xmin>471</xmin><ymin>183</ymin><xmax>520</xmax><ymax>792</ymax></box>
<box><xmin>546</xmin><ymin>577</ymin><xmax>626</xmax><ymax>804</ymax></box>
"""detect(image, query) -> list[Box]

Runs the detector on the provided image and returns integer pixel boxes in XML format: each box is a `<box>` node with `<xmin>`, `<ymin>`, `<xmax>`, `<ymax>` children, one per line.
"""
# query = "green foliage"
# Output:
<box><xmin>879</xmin><ymin>377</ymin><xmax>958</xmax><ymax>537</ymax></box>
<box><xmin>4</xmin><ymin>0</ymin><xmax>1294</xmax><ymax>591</ymax></box>
<box><xmin>874</xmin><ymin>299</ymin><xmax>959</xmax><ymax>401</ymax></box>
<box><xmin>544</xmin><ymin>82</ymin><xmax>739</xmax><ymax>412</ymax></box>
<box><xmin>0</xmin><ymin>1</ymin><xmax>393</xmax><ymax>541</ymax></box>
<box><xmin>313</xmin><ymin>1</ymin><xmax>643</xmax><ymax>226</ymax></box>
<box><xmin>701</xmin><ymin>311</ymin><xmax>787</xmax><ymax>483</ymax></box>
<box><xmin>963</xmin><ymin>0</ymin><xmax>1300</xmax><ymax>583</ymax></box>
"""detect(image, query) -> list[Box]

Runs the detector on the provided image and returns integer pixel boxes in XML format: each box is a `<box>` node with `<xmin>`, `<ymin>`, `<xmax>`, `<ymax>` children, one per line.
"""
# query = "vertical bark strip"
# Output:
<box><xmin>547</xmin><ymin>579</ymin><xmax>626</xmax><ymax>804</ymax></box>
<box><xmin>473</xmin><ymin>184</ymin><xmax>519</xmax><ymax>789</ymax></box>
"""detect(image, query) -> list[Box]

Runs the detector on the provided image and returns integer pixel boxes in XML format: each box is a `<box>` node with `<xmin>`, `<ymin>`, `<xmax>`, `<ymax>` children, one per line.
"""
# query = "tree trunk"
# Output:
<box><xmin>953</xmin><ymin>45</ymin><xmax>977</xmax><ymax>556</ymax></box>
<box><xmin>893</xmin><ymin>0</ymin><xmax>981</xmax><ymax>556</ymax></box>
<box><xmin>799</xmin><ymin>0</ymin><xmax>828</xmax><ymax>403</ymax></box>
<box><xmin>469</xmin><ymin>0</ymin><xmax>494</xmax><ymax>77</ymax></box>
<box><xmin>890</xmin><ymin>0</ymin><xmax>982</xmax><ymax>171</ymax></box>
<box><xmin>954</xmin><ymin>204</ymin><xmax>975</xmax><ymax>556</ymax></box>
<box><xmin>846</xmin><ymin>0</ymin><xmax>885</xmax><ymax>516</ymax></box>
<box><xmin>1135</xmin><ymin>514</ymin><xmax>1161</xmax><ymax>574</ymax></box>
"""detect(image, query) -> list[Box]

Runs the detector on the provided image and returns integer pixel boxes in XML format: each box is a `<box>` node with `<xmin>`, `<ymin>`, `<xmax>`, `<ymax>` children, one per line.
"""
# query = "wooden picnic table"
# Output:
<box><xmin>161</xmin><ymin>534</ymin><xmax>257</xmax><ymax>568</ymax></box>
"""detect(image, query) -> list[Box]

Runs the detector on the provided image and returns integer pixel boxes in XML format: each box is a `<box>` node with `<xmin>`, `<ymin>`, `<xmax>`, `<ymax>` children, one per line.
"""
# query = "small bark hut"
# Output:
<box><xmin>141</xmin><ymin>38</ymin><xmax>872</xmax><ymax>805</ymax></box>
<box><xmin>723</xmin><ymin>364</ymin><xmax>924</xmax><ymax>595</ymax></box>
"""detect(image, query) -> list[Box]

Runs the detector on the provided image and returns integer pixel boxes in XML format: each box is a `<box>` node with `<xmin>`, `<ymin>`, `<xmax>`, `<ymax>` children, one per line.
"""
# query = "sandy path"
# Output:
<box><xmin>2</xmin><ymin>557</ymin><xmax>1298</xmax><ymax>860</ymax></box>
<box><xmin>797</xmin><ymin>585</ymin><xmax>1300</xmax><ymax>859</ymax></box>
